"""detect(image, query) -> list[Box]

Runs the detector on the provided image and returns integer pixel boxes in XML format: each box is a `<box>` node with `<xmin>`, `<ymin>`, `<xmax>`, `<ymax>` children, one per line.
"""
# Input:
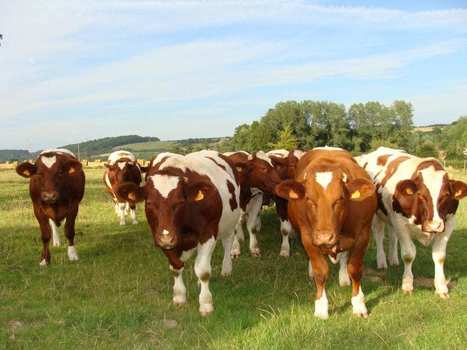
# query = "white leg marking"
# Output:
<box><xmin>351</xmin><ymin>286</ymin><xmax>368</xmax><ymax>318</ymax></box>
<box><xmin>245</xmin><ymin>196</ymin><xmax>263</xmax><ymax>257</ymax></box>
<box><xmin>39</xmin><ymin>259</ymin><xmax>47</xmax><ymax>266</ymax></box>
<box><xmin>194</xmin><ymin>237</ymin><xmax>216</xmax><ymax>316</ymax></box>
<box><xmin>118</xmin><ymin>203</ymin><xmax>126</xmax><ymax>225</ymax></box>
<box><xmin>221</xmin><ymin>235</ymin><xmax>234</xmax><ymax>276</ymax></box>
<box><xmin>49</xmin><ymin>219</ymin><xmax>60</xmax><ymax>247</ymax></box>
<box><xmin>372</xmin><ymin>217</ymin><xmax>387</xmax><ymax>269</ymax></box>
<box><xmin>171</xmin><ymin>267</ymin><xmax>187</xmax><ymax>305</ymax></box>
<box><xmin>67</xmin><ymin>246</ymin><xmax>79</xmax><ymax>261</ymax></box>
<box><xmin>236</xmin><ymin>214</ymin><xmax>246</xmax><ymax>242</ymax></box>
<box><xmin>396</xmin><ymin>223</ymin><xmax>416</xmax><ymax>294</ymax></box>
<box><xmin>388</xmin><ymin>225</ymin><xmax>399</xmax><ymax>266</ymax></box>
<box><xmin>230</xmin><ymin>234</ymin><xmax>241</xmax><ymax>258</ymax></box>
<box><xmin>338</xmin><ymin>252</ymin><xmax>351</xmax><ymax>287</ymax></box>
<box><xmin>308</xmin><ymin>260</ymin><xmax>313</xmax><ymax>279</ymax></box>
<box><xmin>279</xmin><ymin>220</ymin><xmax>292</xmax><ymax>257</ymax></box>
<box><xmin>432</xmin><ymin>218</ymin><xmax>454</xmax><ymax>299</ymax></box>
<box><xmin>130</xmin><ymin>208</ymin><xmax>138</xmax><ymax>225</ymax></box>
<box><xmin>314</xmin><ymin>290</ymin><xmax>329</xmax><ymax>320</ymax></box>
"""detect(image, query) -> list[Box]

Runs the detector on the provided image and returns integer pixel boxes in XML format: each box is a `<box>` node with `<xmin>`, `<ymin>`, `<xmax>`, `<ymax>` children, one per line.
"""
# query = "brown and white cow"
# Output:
<box><xmin>104</xmin><ymin>150</ymin><xmax>144</xmax><ymax>225</ymax></box>
<box><xmin>116</xmin><ymin>150</ymin><xmax>241</xmax><ymax>316</ymax></box>
<box><xmin>16</xmin><ymin>149</ymin><xmax>85</xmax><ymax>265</ymax></box>
<box><xmin>267</xmin><ymin>149</ymin><xmax>305</xmax><ymax>256</ymax></box>
<box><xmin>357</xmin><ymin>147</ymin><xmax>467</xmax><ymax>298</ymax></box>
<box><xmin>276</xmin><ymin>147</ymin><xmax>376</xmax><ymax>319</ymax></box>
<box><xmin>223</xmin><ymin>150</ymin><xmax>283</xmax><ymax>257</ymax></box>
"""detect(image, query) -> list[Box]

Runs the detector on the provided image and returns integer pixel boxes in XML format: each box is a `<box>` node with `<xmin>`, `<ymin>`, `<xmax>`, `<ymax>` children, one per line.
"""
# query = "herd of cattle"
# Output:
<box><xmin>15</xmin><ymin>146</ymin><xmax>467</xmax><ymax>319</ymax></box>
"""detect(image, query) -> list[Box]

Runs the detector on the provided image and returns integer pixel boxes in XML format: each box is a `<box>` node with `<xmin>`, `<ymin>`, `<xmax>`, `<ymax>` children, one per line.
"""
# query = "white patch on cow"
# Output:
<box><xmin>117</xmin><ymin>162</ymin><xmax>126</xmax><ymax>170</ymax></box>
<box><xmin>172</xmin><ymin>267</ymin><xmax>187</xmax><ymax>305</ymax></box>
<box><xmin>432</xmin><ymin>216</ymin><xmax>454</xmax><ymax>298</ymax></box>
<box><xmin>224</xmin><ymin>150</ymin><xmax>250</xmax><ymax>157</ymax></box>
<box><xmin>338</xmin><ymin>252</ymin><xmax>351</xmax><ymax>287</ymax></box>
<box><xmin>293</xmin><ymin>150</ymin><xmax>305</xmax><ymax>159</ymax></box>
<box><xmin>314</xmin><ymin>290</ymin><xmax>329</xmax><ymax>319</ymax></box>
<box><xmin>255</xmin><ymin>151</ymin><xmax>273</xmax><ymax>166</ymax></box>
<box><xmin>151</xmin><ymin>174</ymin><xmax>180</xmax><ymax>198</ymax></box>
<box><xmin>266</xmin><ymin>149</ymin><xmax>289</xmax><ymax>158</ymax></box>
<box><xmin>41</xmin><ymin>155</ymin><xmax>56</xmax><ymax>168</ymax></box>
<box><xmin>40</xmin><ymin>148</ymin><xmax>76</xmax><ymax>158</ymax></box>
<box><xmin>130</xmin><ymin>208</ymin><xmax>137</xmax><ymax>224</ymax></box>
<box><xmin>39</xmin><ymin>259</ymin><xmax>47</xmax><ymax>266</ymax></box>
<box><xmin>49</xmin><ymin>219</ymin><xmax>60</xmax><ymax>247</ymax></box>
<box><xmin>108</xmin><ymin>150</ymin><xmax>136</xmax><ymax>165</ymax></box>
<box><xmin>195</xmin><ymin>237</ymin><xmax>216</xmax><ymax>316</ymax></box>
<box><xmin>420</xmin><ymin>165</ymin><xmax>446</xmax><ymax>232</ymax></box>
<box><xmin>162</xmin><ymin>229</ymin><xmax>170</xmax><ymax>236</ymax></box>
<box><xmin>351</xmin><ymin>287</ymin><xmax>368</xmax><ymax>317</ymax></box>
<box><xmin>245</xmin><ymin>193</ymin><xmax>263</xmax><ymax>256</ymax></box>
<box><xmin>315</xmin><ymin>171</ymin><xmax>333</xmax><ymax>189</ymax></box>
<box><xmin>314</xmin><ymin>146</ymin><xmax>344</xmax><ymax>151</ymax></box>
<box><xmin>67</xmin><ymin>246</ymin><xmax>79</xmax><ymax>261</ymax></box>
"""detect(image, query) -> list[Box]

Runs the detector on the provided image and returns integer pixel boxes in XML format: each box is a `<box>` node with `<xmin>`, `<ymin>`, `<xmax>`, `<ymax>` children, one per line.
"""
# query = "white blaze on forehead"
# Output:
<box><xmin>315</xmin><ymin>171</ymin><xmax>333</xmax><ymax>189</ymax></box>
<box><xmin>420</xmin><ymin>166</ymin><xmax>446</xmax><ymax>222</ymax></box>
<box><xmin>151</xmin><ymin>174</ymin><xmax>180</xmax><ymax>198</ymax></box>
<box><xmin>108</xmin><ymin>150</ymin><xmax>136</xmax><ymax>165</ymax></box>
<box><xmin>41</xmin><ymin>155</ymin><xmax>56</xmax><ymax>168</ymax></box>
<box><xmin>40</xmin><ymin>148</ymin><xmax>76</xmax><ymax>158</ymax></box>
<box><xmin>254</xmin><ymin>151</ymin><xmax>273</xmax><ymax>166</ymax></box>
<box><xmin>117</xmin><ymin>162</ymin><xmax>126</xmax><ymax>170</ymax></box>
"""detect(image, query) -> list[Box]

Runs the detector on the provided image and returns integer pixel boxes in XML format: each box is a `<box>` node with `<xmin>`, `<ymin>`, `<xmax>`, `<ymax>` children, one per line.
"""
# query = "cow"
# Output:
<box><xmin>223</xmin><ymin>150</ymin><xmax>283</xmax><ymax>257</ymax></box>
<box><xmin>104</xmin><ymin>150</ymin><xmax>144</xmax><ymax>225</ymax></box>
<box><xmin>115</xmin><ymin>150</ymin><xmax>241</xmax><ymax>316</ymax></box>
<box><xmin>275</xmin><ymin>147</ymin><xmax>377</xmax><ymax>319</ymax></box>
<box><xmin>16</xmin><ymin>148</ymin><xmax>85</xmax><ymax>266</ymax></box>
<box><xmin>267</xmin><ymin>149</ymin><xmax>305</xmax><ymax>256</ymax></box>
<box><xmin>356</xmin><ymin>147</ymin><xmax>467</xmax><ymax>298</ymax></box>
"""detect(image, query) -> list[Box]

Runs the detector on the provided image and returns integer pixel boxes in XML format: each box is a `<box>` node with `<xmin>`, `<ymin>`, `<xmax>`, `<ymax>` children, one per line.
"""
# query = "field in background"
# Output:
<box><xmin>0</xmin><ymin>168</ymin><xmax>466</xmax><ymax>349</ymax></box>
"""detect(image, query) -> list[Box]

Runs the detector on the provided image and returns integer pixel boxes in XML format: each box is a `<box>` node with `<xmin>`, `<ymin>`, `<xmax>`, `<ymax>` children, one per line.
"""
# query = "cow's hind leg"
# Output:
<box><xmin>338</xmin><ymin>252</ymin><xmax>351</xmax><ymax>287</ymax></box>
<box><xmin>246</xmin><ymin>195</ymin><xmax>263</xmax><ymax>257</ymax></box>
<box><xmin>194</xmin><ymin>237</ymin><xmax>216</xmax><ymax>316</ymax></box>
<box><xmin>388</xmin><ymin>225</ymin><xmax>399</xmax><ymax>266</ymax></box>
<box><xmin>372</xmin><ymin>216</ymin><xmax>387</xmax><ymax>269</ymax></box>
<box><xmin>221</xmin><ymin>234</ymin><xmax>234</xmax><ymax>276</ymax></box>
<box><xmin>65</xmin><ymin>204</ymin><xmax>79</xmax><ymax>261</ymax></box>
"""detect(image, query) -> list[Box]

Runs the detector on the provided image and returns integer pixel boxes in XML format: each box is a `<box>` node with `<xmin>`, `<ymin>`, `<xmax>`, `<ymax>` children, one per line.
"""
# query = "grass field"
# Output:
<box><xmin>1</xmin><ymin>168</ymin><xmax>466</xmax><ymax>349</ymax></box>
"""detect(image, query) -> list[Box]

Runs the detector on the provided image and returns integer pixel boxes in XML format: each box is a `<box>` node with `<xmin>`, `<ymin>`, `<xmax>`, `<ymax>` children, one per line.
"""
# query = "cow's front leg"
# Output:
<box><xmin>65</xmin><ymin>204</ymin><xmax>79</xmax><ymax>261</ymax></box>
<box><xmin>338</xmin><ymin>252</ymin><xmax>351</xmax><ymax>287</ymax></box>
<box><xmin>348</xmin><ymin>248</ymin><xmax>368</xmax><ymax>318</ymax></box>
<box><xmin>396</xmin><ymin>225</ymin><xmax>416</xmax><ymax>294</ymax></box>
<box><xmin>246</xmin><ymin>196</ymin><xmax>263</xmax><ymax>257</ymax></box>
<box><xmin>432</xmin><ymin>219</ymin><xmax>454</xmax><ymax>299</ymax></box>
<box><xmin>194</xmin><ymin>237</ymin><xmax>216</xmax><ymax>316</ymax></box>
<box><xmin>34</xmin><ymin>205</ymin><xmax>52</xmax><ymax>266</ymax></box>
<box><xmin>279</xmin><ymin>219</ymin><xmax>292</xmax><ymax>257</ymax></box>
<box><xmin>306</xmin><ymin>244</ymin><xmax>329</xmax><ymax>319</ymax></box>
<box><xmin>129</xmin><ymin>203</ymin><xmax>138</xmax><ymax>225</ymax></box>
<box><xmin>170</xmin><ymin>266</ymin><xmax>187</xmax><ymax>305</ymax></box>
<box><xmin>221</xmin><ymin>234</ymin><xmax>234</xmax><ymax>276</ymax></box>
<box><xmin>118</xmin><ymin>202</ymin><xmax>126</xmax><ymax>225</ymax></box>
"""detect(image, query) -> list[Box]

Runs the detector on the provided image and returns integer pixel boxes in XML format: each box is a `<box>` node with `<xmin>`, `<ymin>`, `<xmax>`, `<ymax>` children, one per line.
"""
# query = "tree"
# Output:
<box><xmin>268</xmin><ymin>124</ymin><xmax>299</xmax><ymax>150</ymax></box>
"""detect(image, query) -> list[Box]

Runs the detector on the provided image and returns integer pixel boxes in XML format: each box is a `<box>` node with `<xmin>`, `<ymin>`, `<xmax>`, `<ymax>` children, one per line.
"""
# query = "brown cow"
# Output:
<box><xmin>16</xmin><ymin>149</ymin><xmax>85</xmax><ymax>265</ymax></box>
<box><xmin>116</xmin><ymin>151</ymin><xmax>242</xmax><ymax>316</ymax></box>
<box><xmin>276</xmin><ymin>147</ymin><xmax>376</xmax><ymax>319</ymax></box>
<box><xmin>104</xmin><ymin>150</ymin><xmax>144</xmax><ymax>225</ymax></box>
<box><xmin>223</xmin><ymin>151</ymin><xmax>283</xmax><ymax>257</ymax></box>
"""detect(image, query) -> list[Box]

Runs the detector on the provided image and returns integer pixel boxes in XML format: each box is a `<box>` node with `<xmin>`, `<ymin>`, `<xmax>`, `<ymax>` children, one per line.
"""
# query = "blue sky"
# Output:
<box><xmin>1</xmin><ymin>0</ymin><xmax>467</xmax><ymax>150</ymax></box>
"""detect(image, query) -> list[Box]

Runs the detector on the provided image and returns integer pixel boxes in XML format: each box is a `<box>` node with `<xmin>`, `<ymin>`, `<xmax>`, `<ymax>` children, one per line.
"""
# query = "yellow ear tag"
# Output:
<box><xmin>289</xmin><ymin>190</ymin><xmax>299</xmax><ymax>199</ymax></box>
<box><xmin>351</xmin><ymin>190</ymin><xmax>361</xmax><ymax>199</ymax></box>
<box><xmin>406</xmin><ymin>188</ymin><xmax>414</xmax><ymax>195</ymax></box>
<box><xmin>128</xmin><ymin>192</ymin><xmax>136</xmax><ymax>201</ymax></box>
<box><xmin>68</xmin><ymin>167</ymin><xmax>76</xmax><ymax>174</ymax></box>
<box><xmin>195</xmin><ymin>190</ymin><xmax>204</xmax><ymax>201</ymax></box>
<box><xmin>23</xmin><ymin>170</ymin><xmax>30</xmax><ymax>176</ymax></box>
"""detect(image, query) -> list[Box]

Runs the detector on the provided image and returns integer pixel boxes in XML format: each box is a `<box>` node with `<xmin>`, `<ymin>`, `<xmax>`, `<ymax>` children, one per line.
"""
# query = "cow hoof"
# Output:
<box><xmin>314</xmin><ymin>311</ymin><xmax>329</xmax><ymax>320</ymax></box>
<box><xmin>67</xmin><ymin>247</ymin><xmax>79</xmax><ymax>261</ymax></box>
<box><xmin>436</xmin><ymin>292</ymin><xmax>449</xmax><ymax>299</ymax></box>
<box><xmin>132</xmin><ymin>220</ymin><xmax>138</xmax><ymax>225</ymax></box>
<box><xmin>279</xmin><ymin>249</ymin><xmax>290</xmax><ymax>257</ymax></box>
<box><xmin>52</xmin><ymin>241</ymin><xmax>61</xmax><ymax>247</ymax></box>
<box><xmin>376</xmin><ymin>261</ymin><xmax>387</xmax><ymax>269</ymax></box>
<box><xmin>39</xmin><ymin>259</ymin><xmax>48</xmax><ymax>266</ymax></box>
<box><xmin>389</xmin><ymin>259</ymin><xmax>399</xmax><ymax>266</ymax></box>
<box><xmin>353</xmin><ymin>311</ymin><xmax>369</xmax><ymax>319</ymax></box>
<box><xmin>173</xmin><ymin>296</ymin><xmax>187</xmax><ymax>306</ymax></box>
<box><xmin>339</xmin><ymin>275</ymin><xmax>351</xmax><ymax>287</ymax></box>
<box><xmin>199</xmin><ymin>304</ymin><xmax>214</xmax><ymax>317</ymax></box>
<box><xmin>250</xmin><ymin>248</ymin><xmax>261</xmax><ymax>257</ymax></box>
<box><xmin>221</xmin><ymin>269</ymin><xmax>232</xmax><ymax>277</ymax></box>
<box><xmin>230</xmin><ymin>248</ymin><xmax>241</xmax><ymax>259</ymax></box>
<box><xmin>402</xmin><ymin>289</ymin><xmax>413</xmax><ymax>295</ymax></box>
<box><xmin>119</xmin><ymin>222</ymin><xmax>125</xmax><ymax>226</ymax></box>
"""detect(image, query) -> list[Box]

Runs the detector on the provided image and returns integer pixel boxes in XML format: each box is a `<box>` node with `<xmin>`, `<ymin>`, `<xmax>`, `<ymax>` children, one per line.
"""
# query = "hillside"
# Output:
<box><xmin>0</xmin><ymin>149</ymin><xmax>35</xmax><ymax>162</ymax></box>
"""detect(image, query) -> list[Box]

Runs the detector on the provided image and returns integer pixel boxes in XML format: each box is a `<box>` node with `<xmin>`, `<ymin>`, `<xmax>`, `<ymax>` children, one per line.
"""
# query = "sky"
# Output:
<box><xmin>1</xmin><ymin>0</ymin><xmax>467</xmax><ymax>150</ymax></box>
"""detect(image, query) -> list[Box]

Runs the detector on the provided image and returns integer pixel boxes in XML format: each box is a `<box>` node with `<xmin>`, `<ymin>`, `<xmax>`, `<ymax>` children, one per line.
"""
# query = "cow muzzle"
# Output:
<box><xmin>313</xmin><ymin>232</ymin><xmax>337</xmax><ymax>249</ymax></box>
<box><xmin>423</xmin><ymin>220</ymin><xmax>445</xmax><ymax>234</ymax></box>
<box><xmin>157</xmin><ymin>229</ymin><xmax>177</xmax><ymax>249</ymax></box>
<box><xmin>41</xmin><ymin>191</ymin><xmax>59</xmax><ymax>204</ymax></box>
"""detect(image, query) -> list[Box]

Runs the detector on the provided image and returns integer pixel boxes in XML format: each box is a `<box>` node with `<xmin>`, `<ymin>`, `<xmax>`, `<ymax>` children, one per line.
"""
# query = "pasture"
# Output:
<box><xmin>1</xmin><ymin>168</ymin><xmax>466</xmax><ymax>349</ymax></box>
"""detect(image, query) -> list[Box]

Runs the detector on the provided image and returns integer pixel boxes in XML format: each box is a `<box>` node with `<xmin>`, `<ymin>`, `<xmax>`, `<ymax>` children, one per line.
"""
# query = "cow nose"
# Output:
<box><xmin>313</xmin><ymin>232</ymin><xmax>337</xmax><ymax>248</ymax></box>
<box><xmin>427</xmin><ymin>220</ymin><xmax>444</xmax><ymax>233</ymax></box>
<box><xmin>158</xmin><ymin>230</ymin><xmax>176</xmax><ymax>249</ymax></box>
<box><xmin>41</xmin><ymin>191</ymin><xmax>59</xmax><ymax>203</ymax></box>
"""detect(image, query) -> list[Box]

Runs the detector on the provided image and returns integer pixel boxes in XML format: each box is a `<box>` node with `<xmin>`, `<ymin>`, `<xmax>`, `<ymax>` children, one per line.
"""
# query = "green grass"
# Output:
<box><xmin>1</xmin><ymin>168</ymin><xmax>466</xmax><ymax>349</ymax></box>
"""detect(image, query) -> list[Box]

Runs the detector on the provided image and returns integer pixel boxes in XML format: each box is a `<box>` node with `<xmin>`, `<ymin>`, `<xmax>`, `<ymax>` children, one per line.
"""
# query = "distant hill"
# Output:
<box><xmin>0</xmin><ymin>149</ymin><xmax>35</xmax><ymax>162</ymax></box>
<box><xmin>414</xmin><ymin>123</ymin><xmax>448</xmax><ymax>133</ymax></box>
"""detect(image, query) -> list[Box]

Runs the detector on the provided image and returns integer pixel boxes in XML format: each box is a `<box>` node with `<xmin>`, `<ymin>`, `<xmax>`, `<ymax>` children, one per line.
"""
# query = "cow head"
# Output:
<box><xmin>105</xmin><ymin>158</ymin><xmax>142</xmax><ymax>185</ymax></box>
<box><xmin>393</xmin><ymin>167</ymin><xmax>467</xmax><ymax>234</ymax></box>
<box><xmin>116</xmin><ymin>171</ymin><xmax>221</xmax><ymax>250</ymax></box>
<box><xmin>229</xmin><ymin>151</ymin><xmax>282</xmax><ymax>194</ymax></box>
<box><xmin>16</xmin><ymin>153</ymin><xmax>82</xmax><ymax>204</ymax></box>
<box><xmin>275</xmin><ymin>169</ymin><xmax>374</xmax><ymax>252</ymax></box>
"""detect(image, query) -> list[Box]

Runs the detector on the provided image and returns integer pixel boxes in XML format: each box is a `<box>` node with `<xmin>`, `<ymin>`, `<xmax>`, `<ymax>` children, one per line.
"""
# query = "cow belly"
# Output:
<box><xmin>217</xmin><ymin>207</ymin><xmax>242</xmax><ymax>239</ymax></box>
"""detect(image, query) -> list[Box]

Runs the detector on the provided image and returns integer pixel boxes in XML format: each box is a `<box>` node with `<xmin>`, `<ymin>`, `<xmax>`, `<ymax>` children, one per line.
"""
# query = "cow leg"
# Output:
<box><xmin>33</xmin><ymin>205</ymin><xmax>52</xmax><ymax>266</ymax></box>
<box><xmin>308</xmin><ymin>260</ymin><xmax>313</xmax><ymax>278</ymax></box>
<box><xmin>432</xmin><ymin>218</ymin><xmax>454</xmax><ymax>299</ymax></box>
<box><xmin>245</xmin><ymin>196</ymin><xmax>262</xmax><ymax>257</ymax></box>
<box><xmin>65</xmin><ymin>204</ymin><xmax>79</xmax><ymax>261</ymax></box>
<box><xmin>338</xmin><ymin>252</ymin><xmax>351</xmax><ymax>287</ymax></box>
<box><xmin>230</xmin><ymin>234</ymin><xmax>241</xmax><ymax>259</ymax></box>
<box><xmin>236</xmin><ymin>212</ymin><xmax>246</xmax><ymax>241</ymax></box>
<box><xmin>221</xmin><ymin>234</ymin><xmax>234</xmax><ymax>276</ymax></box>
<box><xmin>372</xmin><ymin>217</ymin><xmax>387</xmax><ymax>269</ymax></box>
<box><xmin>170</xmin><ymin>266</ymin><xmax>187</xmax><ymax>305</ymax></box>
<box><xmin>125</xmin><ymin>202</ymin><xmax>130</xmax><ymax>215</ymax></box>
<box><xmin>387</xmin><ymin>225</ymin><xmax>399</xmax><ymax>266</ymax></box>
<box><xmin>348</xmin><ymin>248</ymin><xmax>368</xmax><ymax>318</ymax></box>
<box><xmin>306</xmin><ymin>246</ymin><xmax>329</xmax><ymax>319</ymax></box>
<box><xmin>397</xmin><ymin>225</ymin><xmax>416</xmax><ymax>294</ymax></box>
<box><xmin>194</xmin><ymin>237</ymin><xmax>216</xmax><ymax>316</ymax></box>
<box><xmin>49</xmin><ymin>218</ymin><xmax>61</xmax><ymax>247</ymax></box>
<box><xmin>279</xmin><ymin>220</ymin><xmax>292</xmax><ymax>257</ymax></box>
<box><xmin>129</xmin><ymin>203</ymin><xmax>138</xmax><ymax>225</ymax></box>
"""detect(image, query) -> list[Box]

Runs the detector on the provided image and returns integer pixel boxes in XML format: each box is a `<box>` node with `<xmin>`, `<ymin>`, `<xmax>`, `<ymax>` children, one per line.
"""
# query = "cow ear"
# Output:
<box><xmin>269</xmin><ymin>155</ymin><xmax>288</xmax><ymax>167</ymax></box>
<box><xmin>185</xmin><ymin>181</ymin><xmax>212</xmax><ymax>202</ymax></box>
<box><xmin>63</xmin><ymin>159</ymin><xmax>82</xmax><ymax>175</ymax></box>
<box><xmin>116</xmin><ymin>182</ymin><xmax>145</xmax><ymax>202</ymax></box>
<box><xmin>450</xmin><ymin>180</ymin><xmax>467</xmax><ymax>200</ymax></box>
<box><xmin>275</xmin><ymin>180</ymin><xmax>305</xmax><ymax>200</ymax></box>
<box><xmin>346</xmin><ymin>178</ymin><xmax>375</xmax><ymax>202</ymax></box>
<box><xmin>104</xmin><ymin>163</ymin><xmax>111</xmax><ymax>169</ymax></box>
<box><xmin>393</xmin><ymin>179</ymin><xmax>417</xmax><ymax>209</ymax></box>
<box><xmin>16</xmin><ymin>162</ymin><xmax>37</xmax><ymax>178</ymax></box>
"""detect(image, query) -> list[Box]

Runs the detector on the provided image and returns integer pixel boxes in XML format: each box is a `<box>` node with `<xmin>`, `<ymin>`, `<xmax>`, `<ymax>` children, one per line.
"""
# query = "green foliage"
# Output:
<box><xmin>268</xmin><ymin>124</ymin><xmax>299</xmax><ymax>150</ymax></box>
<box><xmin>0</xmin><ymin>149</ymin><xmax>34</xmax><ymax>162</ymax></box>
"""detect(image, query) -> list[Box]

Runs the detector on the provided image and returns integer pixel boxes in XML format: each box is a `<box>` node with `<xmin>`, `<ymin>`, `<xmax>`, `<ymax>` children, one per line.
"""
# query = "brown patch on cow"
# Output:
<box><xmin>200</xmin><ymin>271</ymin><xmax>210</xmax><ymax>281</ymax></box>
<box><xmin>403</xmin><ymin>255</ymin><xmax>413</xmax><ymax>263</ymax></box>
<box><xmin>377</xmin><ymin>154</ymin><xmax>390</xmax><ymax>166</ymax></box>
<box><xmin>207</xmin><ymin>156</ymin><xmax>227</xmax><ymax>171</ymax></box>
<box><xmin>415</xmin><ymin>159</ymin><xmax>444</xmax><ymax>173</ymax></box>
<box><xmin>226</xmin><ymin>180</ymin><xmax>238</xmax><ymax>210</ymax></box>
<box><xmin>380</xmin><ymin>156</ymin><xmax>410</xmax><ymax>187</ymax></box>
